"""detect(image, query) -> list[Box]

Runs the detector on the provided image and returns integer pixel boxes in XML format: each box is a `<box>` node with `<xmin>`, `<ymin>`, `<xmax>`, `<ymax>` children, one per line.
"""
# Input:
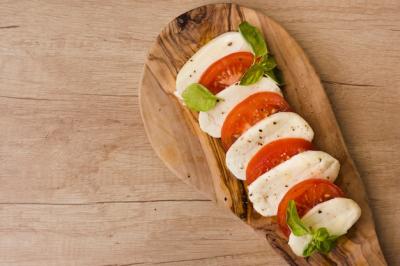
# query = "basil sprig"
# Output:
<box><xmin>238</xmin><ymin>21</ymin><xmax>283</xmax><ymax>86</ymax></box>
<box><xmin>303</xmin><ymin>228</ymin><xmax>339</xmax><ymax>257</ymax></box>
<box><xmin>240</xmin><ymin>55</ymin><xmax>282</xmax><ymax>85</ymax></box>
<box><xmin>286</xmin><ymin>200</ymin><xmax>339</xmax><ymax>257</ymax></box>
<box><xmin>182</xmin><ymin>83</ymin><xmax>222</xmax><ymax>112</ymax></box>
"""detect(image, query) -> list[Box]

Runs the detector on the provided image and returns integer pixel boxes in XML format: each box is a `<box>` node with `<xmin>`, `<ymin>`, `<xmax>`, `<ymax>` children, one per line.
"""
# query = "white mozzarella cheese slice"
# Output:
<box><xmin>199</xmin><ymin>77</ymin><xmax>281</xmax><ymax>138</ymax></box>
<box><xmin>248</xmin><ymin>150</ymin><xmax>340</xmax><ymax>216</ymax></box>
<box><xmin>226</xmin><ymin>112</ymin><xmax>314</xmax><ymax>180</ymax></box>
<box><xmin>288</xmin><ymin>198</ymin><xmax>361</xmax><ymax>256</ymax></box>
<box><xmin>175</xmin><ymin>32</ymin><xmax>253</xmax><ymax>98</ymax></box>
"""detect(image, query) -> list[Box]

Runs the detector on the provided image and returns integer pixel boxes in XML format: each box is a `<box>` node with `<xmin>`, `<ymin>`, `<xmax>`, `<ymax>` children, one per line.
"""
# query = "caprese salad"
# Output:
<box><xmin>175</xmin><ymin>21</ymin><xmax>361</xmax><ymax>257</ymax></box>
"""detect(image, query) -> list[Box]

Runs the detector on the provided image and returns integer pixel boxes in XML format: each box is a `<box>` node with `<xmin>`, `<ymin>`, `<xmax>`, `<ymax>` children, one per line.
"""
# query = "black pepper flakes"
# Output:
<box><xmin>227</xmin><ymin>42</ymin><xmax>233</xmax><ymax>46</ymax></box>
<box><xmin>273</xmin><ymin>121</ymin><xmax>277</xmax><ymax>125</ymax></box>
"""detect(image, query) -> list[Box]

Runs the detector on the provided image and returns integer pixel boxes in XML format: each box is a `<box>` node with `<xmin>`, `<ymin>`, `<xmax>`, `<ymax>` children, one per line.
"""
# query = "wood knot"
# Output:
<box><xmin>176</xmin><ymin>8</ymin><xmax>207</xmax><ymax>30</ymax></box>
<box><xmin>176</xmin><ymin>13</ymin><xmax>190</xmax><ymax>30</ymax></box>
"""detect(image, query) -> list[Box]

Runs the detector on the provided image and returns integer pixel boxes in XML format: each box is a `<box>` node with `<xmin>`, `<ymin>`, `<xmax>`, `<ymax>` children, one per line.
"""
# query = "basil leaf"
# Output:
<box><xmin>319</xmin><ymin>234</ymin><xmax>339</xmax><ymax>254</ymax></box>
<box><xmin>239</xmin><ymin>21</ymin><xmax>267</xmax><ymax>57</ymax></box>
<box><xmin>261</xmin><ymin>56</ymin><xmax>277</xmax><ymax>71</ymax></box>
<box><xmin>318</xmin><ymin>239</ymin><xmax>337</xmax><ymax>254</ymax></box>
<box><xmin>328</xmin><ymin>234</ymin><xmax>340</xmax><ymax>241</ymax></box>
<box><xmin>303</xmin><ymin>242</ymin><xmax>317</xmax><ymax>257</ymax></box>
<box><xmin>313</xmin><ymin>227</ymin><xmax>329</xmax><ymax>241</ymax></box>
<box><xmin>240</xmin><ymin>63</ymin><xmax>264</xmax><ymax>85</ymax></box>
<box><xmin>182</xmin><ymin>83</ymin><xmax>222</xmax><ymax>112</ymax></box>
<box><xmin>264</xmin><ymin>69</ymin><xmax>278</xmax><ymax>83</ymax></box>
<box><xmin>286</xmin><ymin>200</ymin><xmax>311</xmax><ymax>236</ymax></box>
<box><xmin>303</xmin><ymin>228</ymin><xmax>339</xmax><ymax>256</ymax></box>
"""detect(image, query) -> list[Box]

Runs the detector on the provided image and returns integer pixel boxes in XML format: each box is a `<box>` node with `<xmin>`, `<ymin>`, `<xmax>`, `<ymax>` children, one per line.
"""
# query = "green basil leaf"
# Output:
<box><xmin>313</xmin><ymin>227</ymin><xmax>330</xmax><ymax>241</ymax></box>
<box><xmin>182</xmin><ymin>83</ymin><xmax>222</xmax><ymax>112</ymax></box>
<box><xmin>319</xmin><ymin>234</ymin><xmax>339</xmax><ymax>254</ymax></box>
<box><xmin>265</xmin><ymin>69</ymin><xmax>277</xmax><ymax>83</ymax></box>
<box><xmin>303</xmin><ymin>242</ymin><xmax>317</xmax><ymax>257</ymax></box>
<box><xmin>261</xmin><ymin>56</ymin><xmax>277</xmax><ymax>71</ymax></box>
<box><xmin>328</xmin><ymin>235</ymin><xmax>340</xmax><ymax>241</ymax></box>
<box><xmin>239</xmin><ymin>21</ymin><xmax>268</xmax><ymax>57</ymax></box>
<box><xmin>318</xmin><ymin>239</ymin><xmax>337</xmax><ymax>254</ymax></box>
<box><xmin>240</xmin><ymin>63</ymin><xmax>264</xmax><ymax>85</ymax></box>
<box><xmin>286</xmin><ymin>200</ymin><xmax>311</xmax><ymax>236</ymax></box>
<box><xmin>305</xmin><ymin>228</ymin><xmax>339</xmax><ymax>256</ymax></box>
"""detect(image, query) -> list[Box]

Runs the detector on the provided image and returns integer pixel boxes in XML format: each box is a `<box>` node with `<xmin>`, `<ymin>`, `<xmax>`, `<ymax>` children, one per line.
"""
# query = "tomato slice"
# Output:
<box><xmin>199</xmin><ymin>52</ymin><xmax>254</xmax><ymax>94</ymax></box>
<box><xmin>221</xmin><ymin>92</ymin><xmax>291</xmax><ymax>150</ymax></box>
<box><xmin>277</xmin><ymin>179</ymin><xmax>344</xmax><ymax>237</ymax></box>
<box><xmin>246</xmin><ymin>138</ymin><xmax>313</xmax><ymax>185</ymax></box>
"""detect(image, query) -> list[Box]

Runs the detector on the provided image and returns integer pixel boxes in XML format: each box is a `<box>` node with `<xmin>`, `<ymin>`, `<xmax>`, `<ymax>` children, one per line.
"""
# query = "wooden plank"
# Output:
<box><xmin>0</xmin><ymin>202</ymin><xmax>285</xmax><ymax>265</ymax></box>
<box><xmin>0</xmin><ymin>95</ymin><xmax>206</xmax><ymax>203</ymax></box>
<box><xmin>0</xmin><ymin>0</ymin><xmax>399</xmax><ymax>265</ymax></box>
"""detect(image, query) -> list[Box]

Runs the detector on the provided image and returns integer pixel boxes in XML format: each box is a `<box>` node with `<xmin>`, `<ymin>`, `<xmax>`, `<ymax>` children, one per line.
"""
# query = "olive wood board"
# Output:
<box><xmin>139</xmin><ymin>3</ymin><xmax>386</xmax><ymax>265</ymax></box>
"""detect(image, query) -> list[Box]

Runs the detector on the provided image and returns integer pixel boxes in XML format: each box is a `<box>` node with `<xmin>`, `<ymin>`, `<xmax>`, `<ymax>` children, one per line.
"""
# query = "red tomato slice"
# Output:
<box><xmin>277</xmin><ymin>179</ymin><xmax>344</xmax><ymax>237</ymax></box>
<box><xmin>199</xmin><ymin>52</ymin><xmax>254</xmax><ymax>94</ymax></box>
<box><xmin>246</xmin><ymin>138</ymin><xmax>313</xmax><ymax>185</ymax></box>
<box><xmin>221</xmin><ymin>92</ymin><xmax>291</xmax><ymax>150</ymax></box>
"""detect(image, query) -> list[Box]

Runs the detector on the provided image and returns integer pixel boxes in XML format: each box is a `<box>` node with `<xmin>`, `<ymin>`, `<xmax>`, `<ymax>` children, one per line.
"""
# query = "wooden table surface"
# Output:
<box><xmin>1</xmin><ymin>1</ymin><xmax>399</xmax><ymax>265</ymax></box>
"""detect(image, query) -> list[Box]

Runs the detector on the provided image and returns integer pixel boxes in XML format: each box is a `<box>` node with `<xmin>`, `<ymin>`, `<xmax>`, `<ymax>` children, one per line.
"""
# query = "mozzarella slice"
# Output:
<box><xmin>288</xmin><ymin>198</ymin><xmax>361</xmax><ymax>256</ymax></box>
<box><xmin>248</xmin><ymin>151</ymin><xmax>340</xmax><ymax>216</ymax></box>
<box><xmin>199</xmin><ymin>77</ymin><xmax>281</xmax><ymax>137</ymax></box>
<box><xmin>226</xmin><ymin>112</ymin><xmax>314</xmax><ymax>180</ymax></box>
<box><xmin>175</xmin><ymin>32</ymin><xmax>253</xmax><ymax>98</ymax></box>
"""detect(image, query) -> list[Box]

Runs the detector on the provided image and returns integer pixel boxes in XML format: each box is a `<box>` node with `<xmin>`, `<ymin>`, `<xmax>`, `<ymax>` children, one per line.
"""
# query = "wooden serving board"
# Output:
<box><xmin>139</xmin><ymin>3</ymin><xmax>386</xmax><ymax>265</ymax></box>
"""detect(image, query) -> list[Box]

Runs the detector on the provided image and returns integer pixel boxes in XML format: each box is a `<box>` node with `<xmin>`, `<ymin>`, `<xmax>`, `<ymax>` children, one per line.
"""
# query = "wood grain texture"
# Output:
<box><xmin>140</xmin><ymin>3</ymin><xmax>387</xmax><ymax>265</ymax></box>
<box><xmin>0</xmin><ymin>0</ymin><xmax>399</xmax><ymax>265</ymax></box>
